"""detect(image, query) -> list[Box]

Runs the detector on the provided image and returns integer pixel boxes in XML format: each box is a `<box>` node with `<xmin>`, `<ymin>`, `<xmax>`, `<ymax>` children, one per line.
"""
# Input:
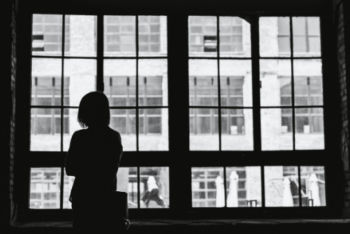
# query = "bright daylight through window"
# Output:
<box><xmin>29</xmin><ymin>14</ymin><xmax>326</xmax><ymax>211</ymax></box>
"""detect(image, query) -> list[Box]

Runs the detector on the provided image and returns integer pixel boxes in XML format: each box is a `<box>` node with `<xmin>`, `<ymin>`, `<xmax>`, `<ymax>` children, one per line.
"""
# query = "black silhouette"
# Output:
<box><xmin>65</xmin><ymin>91</ymin><xmax>124</xmax><ymax>233</ymax></box>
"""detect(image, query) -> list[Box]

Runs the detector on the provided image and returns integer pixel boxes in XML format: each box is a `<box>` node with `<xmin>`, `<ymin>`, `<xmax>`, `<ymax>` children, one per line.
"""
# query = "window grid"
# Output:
<box><xmin>27</xmin><ymin>14</ymin><xmax>329</xmax><ymax>215</ymax></box>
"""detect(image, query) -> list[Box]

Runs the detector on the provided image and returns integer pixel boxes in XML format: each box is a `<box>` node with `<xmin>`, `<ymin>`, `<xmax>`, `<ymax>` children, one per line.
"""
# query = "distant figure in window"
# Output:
<box><xmin>141</xmin><ymin>176</ymin><xmax>166</xmax><ymax>208</ymax></box>
<box><xmin>65</xmin><ymin>91</ymin><xmax>124</xmax><ymax>233</ymax></box>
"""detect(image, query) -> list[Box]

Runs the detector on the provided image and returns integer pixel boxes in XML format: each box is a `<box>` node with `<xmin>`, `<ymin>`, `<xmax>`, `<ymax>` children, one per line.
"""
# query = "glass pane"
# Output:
<box><xmin>32</xmin><ymin>14</ymin><xmax>63</xmax><ymax>56</ymax></box>
<box><xmin>300</xmin><ymin>166</ymin><xmax>326</xmax><ymax>207</ymax></box>
<box><xmin>140</xmin><ymin>167</ymin><xmax>169</xmax><ymax>209</ymax></box>
<box><xmin>31</xmin><ymin>58</ymin><xmax>62</xmax><ymax>106</ymax></box>
<box><xmin>139</xmin><ymin>16</ymin><xmax>167</xmax><ymax>57</ymax></box>
<box><xmin>260</xmin><ymin>60</ymin><xmax>292</xmax><ymax>107</ymax></box>
<box><xmin>117</xmin><ymin>167</ymin><xmax>138</xmax><ymax>208</ymax></box>
<box><xmin>260</xmin><ymin>17</ymin><xmax>291</xmax><ymax>57</ymax></box>
<box><xmin>139</xmin><ymin>108</ymin><xmax>168</xmax><ymax>151</ymax></box>
<box><xmin>31</xmin><ymin>108</ymin><xmax>61</xmax><ymax>151</ymax></box>
<box><xmin>30</xmin><ymin>168</ymin><xmax>61</xmax><ymax>209</ymax></box>
<box><xmin>293</xmin><ymin>17</ymin><xmax>321</xmax><ymax>56</ymax></box>
<box><xmin>63</xmin><ymin>108</ymin><xmax>79</xmax><ymax>151</ymax></box>
<box><xmin>65</xmin><ymin>15</ymin><xmax>97</xmax><ymax>57</ymax></box>
<box><xmin>295</xmin><ymin>108</ymin><xmax>324</xmax><ymax>150</ymax></box>
<box><xmin>220</xmin><ymin>60</ymin><xmax>252</xmax><ymax>107</ymax></box>
<box><xmin>139</xmin><ymin>60</ymin><xmax>168</xmax><ymax>106</ymax></box>
<box><xmin>190</xmin><ymin>108</ymin><xmax>219</xmax><ymax>151</ymax></box>
<box><xmin>64</xmin><ymin>59</ymin><xmax>97</xmax><ymax>106</ymax></box>
<box><xmin>219</xmin><ymin>17</ymin><xmax>250</xmax><ymax>57</ymax></box>
<box><xmin>264</xmin><ymin>166</ymin><xmax>299</xmax><ymax>207</ymax></box>
<box><xmin>189</xmin><ymin>16</ymin><xmax>217</xmax><ymax>57</ymax></box>
<box><xmin>226</xmin><ymin>167</ymin><xmax>261</xmax><ymax>207</ymax></box>
<box><xmin>294</xmin><ymin>59</ymin><xmax>323</xmax><ymax>106</ymax></box>
<box><xmin>221</xmin><ymin>109</ymin><xmax>253</xmax><ymax>150</ymax></box>
<box><xmin>111</xmin><ymin>109</ymin><xmax>136</xmax><ymax>151</ymax></box>
<box><xmin>104</xmin><ymin>16</ymin><xmax>136</xmax><ymax>57</ymax></box>
<box><xmin>104</xmin><ymin>60</ymin><xmax>136</xmax><ymax>107</ymax></box>
<box><xmin>192</xmin><ymin>167</ymin><xmax>224</xmax><ymax>207</ymax></box>
<box><xmin>261</xmin><ymin>108</ymin><xmax>293</xmax><ymax>150</ymax></box>
<box><xmin>63</xmin><ymin>170</ymin><xmax>75</xmax><ymax>209</ymax></box>
<box><xmin>189</xmin><ymin>60</ymin><xmax>218</xmax><ymax>106</ymax></box>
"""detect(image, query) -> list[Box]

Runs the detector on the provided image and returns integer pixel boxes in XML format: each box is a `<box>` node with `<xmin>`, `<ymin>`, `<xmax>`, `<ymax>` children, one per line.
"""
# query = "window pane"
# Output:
<box><xmin>111</xmin><ymin>109</ymin><xmax>136</xmax><ymax>151</ymax></box>
<box><xmin>221</xmin><ymin>109</ymin><xmax>253</xmax><ymax>150</ymax></box>
<box><xmin>300</xmin><ymin>166</ymin><xmax>326</xmax><ymax>207</ymax></box>
<box><xmin>260</xmin><ymin>17</ymin><xmax>290</xmax><ymax>57</ymax></box>
<box><xmin>139</xmin><ymin>108</ymin><xmax>168</xmax><ymax>151</ymax></box>
<box><xmin>226</xmin><ymin>167</ymin><xmax>261</xmax><ymax>207</ymax></box>
<box><xmin>30</xmin><ymin>168</ymin><xmax>61</xmax><ymax>209</ymax></box>
<box><xmin>63</xmin><ymin>108</ymin><xmax>79</xmax><ymax>151</ymax></box>
<box><xmin>220</xmin><ymin>60</ymin><xmax>252</xmax><ymax>107</ymax></box>
<box><xmin>294</xmin><ymin>59</ymin><xmax>323</xmax><ymax>106</ymax></box>
<box><xmin>190</xmin><ymin>108</ymin><xmax>219</xmax><ymax>151</ymax></box>
<box><xmin>104</xmin><ymin>16</ymin><xmax>136</xmax><ymax>57</ymax></box>
<box><xmin>189</xmin><ymin>16</ymin><xmax>217</xmax><ymax>57</ymax></box>
<box><xmin>31</xmin><ymin>58</ymin><xmax>62</xmax><ymax>106</ymax></box>
<box><xmin>65</xmin><ymin>15</ymin><xmax>97</xmax><ymax>57</ymax></box>
<box><xmin>138</xmin><ymin>60</ymin><xmax>168</xmax><ymax>106</ymax></box>
<box><xmin>139</xmin><ymin>16</ymin><xmax>166</xmax><ymax>56</ymax></box>
<box><xmin>32</xmin><ymin>14</ymin><xmax>62</xmax><ymax>56</ymax></box>
<box><xmin>260</xmin><ymin>60</ymin><xmax>292</xmax><ymax>107</ymax></box>
<box><xmin>219</xmin><ymin>17</ymin><xmax>250</xmax><ymax>57</ymax></box>
<box><xmin>63</xmin><ymin>170</ymin><xmax>75</xmax><ymax>209</ymax></box>
<box><xmin>31</xmin><ymin>108</ymin><xmax>61</xmax><ymax>151</ymax></box>
<box><xmin>264</xmin><ymin>166</ymin><xmax>299</xmax><ymax>207</ymax></box>
<box><xmin>192</xmin><ymin>167</ymin><xmax>224</xmax><ymax>207</ymax></box>
<box><xmin>104</xmin><ymin>60</ymin><xmax>136</xmax><ymax>107</ymax></box>
<box><xmin>64</xmin><ymin>59</ymin><xmax>97</xmax><ymax>106</ymax></box>
<box><xmin>295</xmin><ymin>108</ymin><xmax>324</xmax><ymax>150</ymax></box>
<box><xmin>293</xmin><ymin>17</ymin><xmax>321</xmax><ymax>56</ymax></box>
<box><xmin>140</xmin><ymin>167</ymin><xmax>169</xmax><ymax>209</ymax></box>
<box><xmin>261</xmin><ymin>108</ymin><xmax>293</xmax><ymax>150</ymax></box>
<box><xmin>117</xmin><ymin>167</ymin><xmax>138</xmax><ymax>209</ymax></box>
<box><xmin>189</xmin><ymin>60</ymin><xmax>218</xmax><ymax>106</ymax></box>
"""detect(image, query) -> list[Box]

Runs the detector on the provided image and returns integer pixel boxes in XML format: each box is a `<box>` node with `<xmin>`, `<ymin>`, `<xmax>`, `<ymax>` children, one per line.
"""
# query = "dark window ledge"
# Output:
<box><xmin>10</xmin><ymin>219</ymin><xmax>350</xmax><ymax>234</ymax></box>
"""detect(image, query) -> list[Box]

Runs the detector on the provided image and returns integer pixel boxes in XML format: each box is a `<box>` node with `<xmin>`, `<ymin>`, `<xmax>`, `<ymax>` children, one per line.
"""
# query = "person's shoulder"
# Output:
<box><xmin>72</xmin><ymin>129</ymin><xmax>87</xmax><ymax>138</ymax></box>
<box><xmin>107</xmin><ymin>127</ymin><xmax>121</xmax><ymax>139</ymax></box>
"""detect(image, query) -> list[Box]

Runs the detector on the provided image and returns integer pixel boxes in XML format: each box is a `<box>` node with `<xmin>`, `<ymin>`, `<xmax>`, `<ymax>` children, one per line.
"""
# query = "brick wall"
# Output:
<box><xmin>336</xmin><ymin>1</ymin><xmax>350</xmax><ymax>217</ymax></box>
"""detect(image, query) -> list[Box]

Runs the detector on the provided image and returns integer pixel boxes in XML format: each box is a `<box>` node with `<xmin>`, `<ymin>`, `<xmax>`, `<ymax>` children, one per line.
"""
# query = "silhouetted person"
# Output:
<box><xmin>141</xmin><ymin>176</ymin><xmax>166</xmax><ymax>208</ymax></box>
<box><xmin>65</xmin><ymin>91</ymin><xmax>124</xmax><ymax>233</ymax></box>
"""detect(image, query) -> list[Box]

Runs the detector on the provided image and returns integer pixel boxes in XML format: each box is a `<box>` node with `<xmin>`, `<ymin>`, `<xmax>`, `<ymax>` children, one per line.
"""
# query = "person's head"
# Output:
<box><xmin>77</xmin><ymin>91</ymin><xmax>110</xmax><ymax>128</ymax></box>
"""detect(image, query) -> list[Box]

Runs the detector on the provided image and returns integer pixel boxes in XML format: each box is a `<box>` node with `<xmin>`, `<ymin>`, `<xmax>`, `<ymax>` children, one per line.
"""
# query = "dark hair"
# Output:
<box><xmin>77</xmin><ymin>91</ymin><xmax>110</xmax><ymax>128</ymax></box>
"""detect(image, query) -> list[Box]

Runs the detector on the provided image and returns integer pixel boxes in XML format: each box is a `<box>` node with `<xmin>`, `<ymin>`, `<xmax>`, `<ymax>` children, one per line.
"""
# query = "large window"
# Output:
<box><xmin>25</xmin><ymin>12</ymin><xmax>330</xmax><ymax>217</ymax></box>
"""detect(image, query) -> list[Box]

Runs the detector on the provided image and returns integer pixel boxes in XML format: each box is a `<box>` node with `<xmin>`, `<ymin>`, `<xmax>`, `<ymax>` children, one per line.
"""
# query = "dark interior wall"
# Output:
<box><xmin>336</xmin><ymin>0</ymin><xmax>350</xmax><ymax>218</ymax></box>
<box><xmin>0</xmin><ymin>0</ymin><xmax>18</xmax><ymax>231</ymax></box>
<box><xmin>2</xmin><ymin>0</ymin><xmax>350</xmax><ymax>225</ymax></box>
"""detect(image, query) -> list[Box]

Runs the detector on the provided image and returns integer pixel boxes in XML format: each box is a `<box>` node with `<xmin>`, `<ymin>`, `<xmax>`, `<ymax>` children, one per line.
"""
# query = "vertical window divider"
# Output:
<box><xmin>97</xmin><ymin>14</ymin><xmax>104</xmax><ymax>92</ymax></box>
<box><xmin>252</xmin><ymin>15</ymin><xmax>263</xmax><ymax>207</ymax></box>
<box><xmin>136</xmin><ymin>15</ymin><xmax>139</xmax><ymax>151</ymax></box>
<box><xmin>137</xmin><ymin>167</ymin><xmax>141</xmax><ymax>209</ymax></box>
<box><xmin>298</xmin><ymin>165</ymin><xmax>302</xmax><ymax>207</ymax></box>
<box><xmin>60</xmin><ymin>14</ymin><xmax>66</xmax><ymax>210</ymax></box>
<box><xmin>261</xmin><ymin>165</ymin><xmax>265</xmax><ymax>208</ymax></box>
<box><xmin>223</xmin><ymin>166</ymin><xmax>227</xmax><ymax>208</ymax></box>
<box><xmin>217</xmin><ymin>16</ymin><xmax>222</xmax><ymax>151</ymax></box>
<box><xmin>290</xmin><ymin>17</ymin><xmax>296</xmax><ymax>150</ymax></box>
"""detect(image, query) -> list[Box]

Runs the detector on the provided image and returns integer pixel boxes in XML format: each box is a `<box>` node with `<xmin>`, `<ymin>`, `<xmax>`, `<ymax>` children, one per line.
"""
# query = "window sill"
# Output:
<box><xmin>11</xmin><ymin>219</ymin><xmax>350</xmax><ymax>233</ymax></box>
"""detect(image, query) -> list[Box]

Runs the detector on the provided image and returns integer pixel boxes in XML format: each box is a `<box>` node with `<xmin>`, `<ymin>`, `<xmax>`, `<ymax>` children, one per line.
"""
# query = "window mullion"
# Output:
<box><xmin>97</xmin><ymin>14</ymin><xmax>104</xmax><ymax>92</ymax></box>
<box><xmin>167</xmin><ymin>14</ymin><xmax>191</xmax><ymax>212</ymax></box>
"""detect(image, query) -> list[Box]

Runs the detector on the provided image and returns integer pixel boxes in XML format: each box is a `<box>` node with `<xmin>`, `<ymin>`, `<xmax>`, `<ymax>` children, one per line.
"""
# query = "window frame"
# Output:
<box><xmin>15</xmin><ymin>3</ymin><xmax>340</xmax><ymax>221</ymax></box>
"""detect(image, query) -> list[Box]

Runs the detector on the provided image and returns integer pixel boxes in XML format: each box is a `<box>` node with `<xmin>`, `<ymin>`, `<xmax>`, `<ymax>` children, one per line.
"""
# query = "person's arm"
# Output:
<box><xmin>110</xmin><ymin>132</ymin><xmax>123</xmax><ymax>191</ymax></box>
<box><xmin>65</xmin><ymin>132</ymin><xmax>81</xmax><ymax>176</ymax></box>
